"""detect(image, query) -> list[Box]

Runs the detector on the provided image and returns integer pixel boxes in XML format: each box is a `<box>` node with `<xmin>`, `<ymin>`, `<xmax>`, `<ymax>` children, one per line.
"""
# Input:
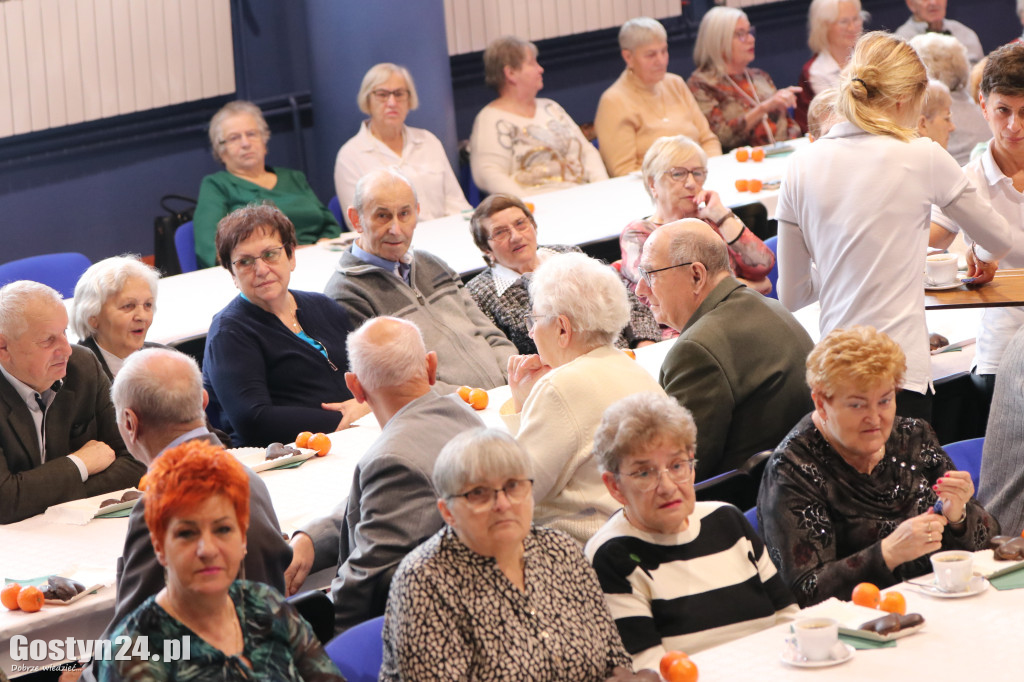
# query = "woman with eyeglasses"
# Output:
<box><xmin>688</xmin><ymin>7</ymin><xmax>802</xmax><ymax>151</ymax></box>
<box><xmin>334</xmin><ymin>63</ymin><xmax>470</xmax><ymax>229</ymax></box>
<box><xmin>586</xmin><ymin>392</ymin><xmax>797</xmax><ymax>671</ymax></box>
<box><xmin>466</xmin><ymin>194</ymin><xmax>659</xmax><ymax>354</ymax></box>
<box><xmin>203</xmin><ymin>204</ymin><xmax>367</xmax><ymax>447</ymax></box>
<box><xmin>794</xmin><ymin>0</ymin><xmax>866</xmax><ymax>132</ymax></box>
<box><xmin>470</xmin><ymin>36</ymin><xmax>608</xmax><ymax>197</ymax></box>
<box><xmin>381</xmin><ymin>428</ymin><xmax>634</xmax><ymax>682</ymax></box>
<box><xmin>627</xmin><ymin>135</ymin><xmax>774</xmax><ymax>296</ymax></box>
<box><xmin>193</xmin><ymin>101</ymin><xmax>340</xmax><ymax>269</ymax></box>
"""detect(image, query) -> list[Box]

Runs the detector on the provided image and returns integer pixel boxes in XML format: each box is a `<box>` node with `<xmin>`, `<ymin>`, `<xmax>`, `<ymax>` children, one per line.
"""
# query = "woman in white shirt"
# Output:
<box><xmin>335</xmin><ymin>63</ymin><xmax>470</xmax><ymax>228</ymax></box>
<box><xmin>777</xmin><ymin>31</ymin><xmax>1012</xmax><ymax>421</ymax></box>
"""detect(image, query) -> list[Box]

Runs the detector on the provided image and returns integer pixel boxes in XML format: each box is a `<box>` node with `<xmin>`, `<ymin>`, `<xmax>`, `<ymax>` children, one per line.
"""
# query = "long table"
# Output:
<box><xmin>925</xmin><ymin>268</ymin><xmax>1024</xmax><ymax>309</ymax></box>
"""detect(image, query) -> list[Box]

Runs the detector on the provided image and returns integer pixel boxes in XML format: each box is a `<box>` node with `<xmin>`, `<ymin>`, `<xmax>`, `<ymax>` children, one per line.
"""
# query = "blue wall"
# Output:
<box><xmin>0</xmin><ymin>0</ymin><xmax>1017</xmax><ymax>266</ymax></box>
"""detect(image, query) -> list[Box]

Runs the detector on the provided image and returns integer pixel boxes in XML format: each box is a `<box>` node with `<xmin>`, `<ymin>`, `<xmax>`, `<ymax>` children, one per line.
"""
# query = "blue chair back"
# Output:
<box><xmin>744</xmin><ymin>506</ymin><xmax>760</xmax><ymax>537</ymax></box>
<box><xmin>0</xmin><ymin>252</ymin><xmax>91</xmax><ymax>298</ymax></box>
<box><xmin>328</xmin><ymin>196</ymin><xmax>343</xmax><ymax>226</ymax></box>
<box><xmin>942</xmin><ymin>437</ymin><xmax>984</xmax><ymax>490</ymax></box>
<box><xmin>175</xmin><ymin>221</ymin><xmax>198</xmax><ymax>273</ymax></box>
<box><xmin>325</xmin><ymin>615</ymin><xmax>385</xmax><ymax>682</ymax></box>
<box><xmin>764</xmin><ymin>235</ymin><xmax>779</xmax><ymax>300</ymax></box>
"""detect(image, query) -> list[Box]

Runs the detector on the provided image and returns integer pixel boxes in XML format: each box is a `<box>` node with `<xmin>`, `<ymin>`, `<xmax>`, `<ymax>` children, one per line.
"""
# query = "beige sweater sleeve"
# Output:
<box><xmin>594</xmin><ymin>79</ymin><xmax>643</xmax><ymax>177</ymax></box>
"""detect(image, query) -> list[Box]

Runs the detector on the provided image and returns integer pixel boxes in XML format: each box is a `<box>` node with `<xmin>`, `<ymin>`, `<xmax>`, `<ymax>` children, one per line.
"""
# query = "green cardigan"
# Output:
<box><xmin>193</xmin><ymin>167</ymin><xmax>341</xmax><ymax>268</ymax></box>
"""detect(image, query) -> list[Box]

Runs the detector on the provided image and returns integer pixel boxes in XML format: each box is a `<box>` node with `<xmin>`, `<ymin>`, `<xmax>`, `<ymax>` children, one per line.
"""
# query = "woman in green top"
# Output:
<box><xmin>193</xmin><ymin>101</ymin><xmax>340</xmax><ymax>269</ymax></box>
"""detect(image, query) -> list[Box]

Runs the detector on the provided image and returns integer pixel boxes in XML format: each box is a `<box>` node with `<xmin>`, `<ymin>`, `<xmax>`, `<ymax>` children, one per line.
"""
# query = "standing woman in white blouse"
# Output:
<box><xmin>469</xmin><ymin>36</ymin><xmax>608</xmax><ymax>197</ymax></box>
<box><xmin>334</xmin><ymin>63</ymin><xmax>470</xmax><ymax>228</ymax></box>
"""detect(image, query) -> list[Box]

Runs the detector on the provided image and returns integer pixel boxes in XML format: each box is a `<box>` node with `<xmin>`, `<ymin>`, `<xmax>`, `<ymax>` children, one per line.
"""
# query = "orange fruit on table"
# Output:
<box><xmin>660</xmin><ymin>651</ymin><xmax>690</xmax><ymax>679</ymax></box>
<box><xmin>1</xmin><ymin>583</ymin><xmax>22</xmax><ymax>610</ymax></box>
<box><xmin>734</xmin><ymin>147</ymin><xmax>749</xmax><ymax>162</ymax></box>
<box><xmin>879</xmin><ymin>590</ymin><xmax>906</xmax><ymax>615</ymax></box>
<box><xmin>735</xmin><ymin>179</ymin><xmax>749</xmax><ymax>192</ymax></box>
<box><xmin>751</xmin><ymin>147</ymin><xmax>766</xmax><ymax>162</ymax></box>
<box><xmin>17</xmin><ymin>585</ymin><xmax>43</xmax><ymax>612</ymax></box>
<box><xmin>468</xmin><ymin>388</ymin><xmax>489</xmax><ymax>410</ymax></box>
<box><xmin>295</xmin><ymin>431</ymin><xmax>313</xmax><ymax>448</ymax></box>
<box><xmin>666</xmin><ymin>655</ymin><xmax>699</xmax><ymax>682</ymax></box>
<box><xmin>457</xmin><ymin>385</ymin><xmax>472</xmax><ymax>402</ymax></box>
<box><xmin>308</xmin><ymin>432</ymin><xmax>331</xmax><ymax>457</ymax></box>
<box><xmin>748</xmin><ymin>178</ymin><xmax>763</xmax><ymax>193</ymax></box>
<box><xmin>622</xmin><ymin>348</ymin><xmax>636</xmax><ymax>360</ymax></box>
<box><xmin>852</xmin><ymin>582</ymin><xmax>881</xmax><ymax>608</ymax></box>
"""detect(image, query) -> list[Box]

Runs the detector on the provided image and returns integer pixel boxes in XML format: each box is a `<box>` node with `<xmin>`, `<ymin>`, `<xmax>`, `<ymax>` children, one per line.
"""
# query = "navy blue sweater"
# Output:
<box><xmin>203</xmin><ymin>290</ymin><xmax>354</xmax><ymax>447</ymax></box>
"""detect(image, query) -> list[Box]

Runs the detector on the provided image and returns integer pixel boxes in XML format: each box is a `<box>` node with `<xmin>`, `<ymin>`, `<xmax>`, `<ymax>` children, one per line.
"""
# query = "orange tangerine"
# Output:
<box><xmin>852</xmin><ymin>582</ymin><xmax>881</xmax><ymax>609</ymax></box>
<box><xmin>748</xmin><ymin>178</ymin><xmax>763</xmax><ymax>193</ymax></box>
<box><xmin>660</xmin><ymin>651</ymin><xmax>690</xmax><ymax>680</ymax></box>
<box><xmin>17</xmin><ymin>585</ymin><xmax>43</xmax><ymax>613</ymax></box>
<box><xmin>879</xmin><ymin>591</ymin><xmax>906</xmax><ymax>615</ymax></box>
<box><xmin>295</xmin><ymin>431</ymin><xmax>313</xmax><ymax>448</ymax></box>
<box><xmin>735</xmin><ymin>179</ymin><xmax>749</xmax><ymax>192</ymax></box>
<box><xmin>457</xmin><ymin>386</ymin><xmax>472</xmax><ymax>402</ymax></box>
<box><xmin>622</xmin><ymin>349</ymin><xmax>636</xmax><ymax>360</ymax></box>
<box><xmin>468</xmin><ymin>388</ymin><xmax>489</xmax><ymax>410</ymax></box>
<box><xmin>734</xmin><ymin>147</ymin><xmax>749</xmax><ymax>162</ymax></box>
<box><xmin>1</xmin><ymin>583</ymin><xmax>21</xmax><ymax>610</ymax></box>
<box><xmin>666</xmin><ymin>656</ymin><xmax>698</xmax><ymax>682</ymax></box>
<box><xmin>308</xmin><ymin>433</ymin><xmax>331</xmax><ymax>456</ymax></box>
<box><xmin>751</xmin><ymin>147</ymin><xmax>766</xmax><ymax>162</ymax></box>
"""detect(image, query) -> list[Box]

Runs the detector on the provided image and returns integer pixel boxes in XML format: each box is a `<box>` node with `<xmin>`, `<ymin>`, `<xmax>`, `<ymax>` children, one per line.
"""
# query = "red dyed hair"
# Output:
<box><xmin>142</xmin><ymin>440</ymin><xmax>250</xmax><ymax>542</ymax></box>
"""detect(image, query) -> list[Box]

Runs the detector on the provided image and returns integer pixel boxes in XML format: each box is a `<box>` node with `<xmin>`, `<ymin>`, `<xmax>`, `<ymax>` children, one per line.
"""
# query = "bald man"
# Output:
<box><xmin>636</xmin><ymin>220</ymin><xmax>814</xmax><ymax>481</ymax></box>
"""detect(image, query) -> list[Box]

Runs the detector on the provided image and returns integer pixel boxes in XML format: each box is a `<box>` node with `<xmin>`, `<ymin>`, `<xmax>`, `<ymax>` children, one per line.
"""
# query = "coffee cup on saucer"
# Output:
<box><xmin>793</xmin><ymin>617</ymin><xmax>839</xmax><ymax>661</ymax></box>
<box><xmin>925</xmin><ymin>253</ymin><xmax>959</xmax><ymax>286</ymax></box>
<box><xmin>930</xmin><ymin>550</ymin><xmax>973</xmax><ymax>592</ymax></box>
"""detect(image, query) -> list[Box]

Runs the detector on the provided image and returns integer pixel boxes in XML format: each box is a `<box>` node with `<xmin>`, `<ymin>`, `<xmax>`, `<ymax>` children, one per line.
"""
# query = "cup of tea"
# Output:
<box><xmin>930</xmin><ymin>550</ymin><xmax>973</xmax><ymax>592</ymax></box>
<box><xmin>793</xmin><ymin>617</ymin><xmax>839</xmax><ymax>661</ymax></box>
<box><xmin>925</xmin><ymin>253</ymin><xmax>959</xmax><ymax>286</ymax></box>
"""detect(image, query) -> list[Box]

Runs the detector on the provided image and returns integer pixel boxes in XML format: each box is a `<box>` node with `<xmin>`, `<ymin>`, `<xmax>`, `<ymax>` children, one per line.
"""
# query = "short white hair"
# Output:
<box><xmin>807</xmin><ymin>0</ymin><xmax>865</xmax><ymax>55</ymax></box>
<box><xmin>920</xmin><ymin>78</ymin><xmax>952</xmax><ymax>120</ymax></box>
<box><xmin>353</xmin><ymin>167</ymin><xmax>418</xmax><ymax>224</ymax></box>
<box><xmin>910</xmin><ymin>32</ymin><xmax>970</xmax><ymax>92</ymax></box>
<box><xmin>71</xmin><ymin>255</ymin><xmax>159</xmax><ymax>341</ymax></box>
<box><xmin>112</xmin><ymin>348</ymin><xmax>205</xmax><ymax>426</ymax></box>
<box><xmin>0</xmin><ymin>281</ymin><xmax>63</xmax><ymax>339</ymax></box>
<box><xmin>208</xmin><ymin>100</ymin><xmax>270</xmax><ymax>164</ymax></box>
<box><xmin>357</xmin><ymin>63</ymin><xmax>419</xmax><ymax>114</ymax></box>
<box><xmin>347</xmin><ymin>316</ymin><xmax>427</xmax><ymax>391</ymax></box>
<box><xmin>433</xmin><ymin>428</ymin><xmax>533</xmax><ymax>499</ymax></box>
<box><xmin>528</xmin><ymin>252</ymin><xmax>630</xmax><ymax>347</ymax></box>
<box><xmin>619</xmin><ymin>17</ymin><xmax>667</xmax><ymax>51</ymax></box>
<box><xmin>693</xmin><ymin>6</ymin><xmax>747</xmax><ymax>77</ymax></box>
<box><xmin>641</xmin><ymin>135</ymin><xmax>708</xmax><ymax>200</ymax></box>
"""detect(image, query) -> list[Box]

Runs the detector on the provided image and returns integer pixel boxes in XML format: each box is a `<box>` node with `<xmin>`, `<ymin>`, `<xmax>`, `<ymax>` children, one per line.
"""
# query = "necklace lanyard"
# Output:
<box><xmin>723</xmin><ymin>69</ymin><xmax>777</xmax><ymax>146</ymax></box>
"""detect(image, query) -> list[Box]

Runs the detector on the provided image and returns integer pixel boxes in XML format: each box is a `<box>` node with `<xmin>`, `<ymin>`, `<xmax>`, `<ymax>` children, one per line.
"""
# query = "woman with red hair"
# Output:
<box><xmin>95</xmin><ymin>440</ymin><xmax>343</xmax><ymax>681</ymax></box>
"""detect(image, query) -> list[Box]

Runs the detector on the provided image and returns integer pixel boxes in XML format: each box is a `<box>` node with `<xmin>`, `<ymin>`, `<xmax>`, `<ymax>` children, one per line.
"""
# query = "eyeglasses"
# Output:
<box><xmin>487</xmin><ymin>217</ymin><xmax>534</xmax><ymax>244</ymax></box>
<box><xmin>232</xmin><ymin>246</ymin><xmax>286</xmax><ymax>272</ymax></box>
<box><xmin>734</xmin><ymin>26</ymin><xmax>756</xmax><ymax>41</ymax></box>
<box><xmin>450</xmin><ymin>479</ymin><xmax>534</xmax><ymax>511</ymax></box>
<box><xmin>371</xmin><ymin>88</ymin><xmax>410</xmax><ymax>102</ymax></box>
<box><xmin>637</xmin><ymin>262</ymin><xmax>693</xmax><ymax>288</ymax></box>
<box><xmin>219</xmin><ymin>130</ymin><xmax>261</xmax><ymax>147</ymax></box>
<box><xmin>621</xmin><ymin>459</ymin><xmax>698</xmax><ymax>492</ymax></box>
<box><xmin>524</xmin><ymin>313</ymin><xmax>555</xmax><ymax>333</ymax></box>
<box><xmin>661</xmin><ymin>167</ymin><xmax>708</xmax><ymax>184</ymax></box>
<box><xmin>835</xmin><ymin>14</ymin><xmax>865</xmax><ymax>29</ymax></box>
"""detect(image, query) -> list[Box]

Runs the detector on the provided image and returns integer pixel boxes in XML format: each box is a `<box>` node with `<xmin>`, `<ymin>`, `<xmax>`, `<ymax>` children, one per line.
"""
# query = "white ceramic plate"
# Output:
<box><xmin>925</xmin><ymin>275</ymin><xmax>966</xmax><ymax>291</ymax></box>
<box><xmin>906</xmin><ymin>575</ymin><xmax>989</xmax><ymax>599</ymax></box>
<box><xmin>780</xmin><ymin>642</ymin><xmax>854</xmax><ymax>668</ymax></box>
<box><xmin>227</xmin><ymin>446</ymin><xmax>318</xmax><ymax>473</ymax></box>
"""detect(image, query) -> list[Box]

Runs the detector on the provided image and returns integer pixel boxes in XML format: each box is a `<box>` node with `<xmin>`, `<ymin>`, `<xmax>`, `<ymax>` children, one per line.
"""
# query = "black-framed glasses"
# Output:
<box><xmin>450</xmin><ymin>479</ymin><xmax>534</xmax><ymax>510</ymax></box>
<box><xmin>232</xmin><ymin>246</ymin><xmax>286</xmax><ymax>272</ymax></box>
<box><xmin>637</xmin><ymin>262</ymin><xmax>693</xmax><ymax>288</ymax></box>
<box><xmin>524</xmin><ymin>313</ymin><xmax>555</xmax><ymax>333</ymax></box>
<box><xmin>219</xmin><ymin>130</ymin><xmax>261</xmax><ymax>147</ymax></box>
<box><xmin>734</xmin><ymin>26</ymin><xmax>756</xmax><ymax>41</ymax></box>
<box><xmin>487</xmin><ymin>217</ymin><xmax>533</xmax><ymax>244</ymax></box>
<box><xmin>662</xmin><ymin>167</ymin><xmax>707</xmax><ymax>184</ymax></box>
<box><xmin>371</xmin><ymin>88</ymin><xmax>410</xmax><ymax>102</ymax></box>
<box><xmin>621</xmin><ymin>459</ymin><xmax>698</xmax><ymax>492</ymax></box>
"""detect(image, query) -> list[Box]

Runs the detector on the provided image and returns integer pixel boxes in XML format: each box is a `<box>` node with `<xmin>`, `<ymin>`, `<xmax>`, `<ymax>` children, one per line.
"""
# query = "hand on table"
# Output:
<box><xmin>964</xmin><ymin>248</ymin><xmax>998</xmax><ymax>286</ymax></box>
<box><xmin>508</xmin><ymin>354</ymin><xmax>551</xmax><ymax>413</ymax></box>
<box><xmin>73</xmin><ymin>440</ymin><xmax>116</xmax><ymax>475</ymax></box>
<box><xmin>881</xmin><ymin>511</ymin><xmax>947</xmax><ymax>569</ymax></box>
<box><xmin>323</xmin><ymin>398</ymin><xmax>372</xmax><ymax>430</ymax></box>
<box><xmin>934</xmin><ymin>469</ymin><xmax>973</xmax><ymax>525</ymax></box>
<box><xmin>284</xmin><ymin>532</ymin><xmax>315</xmax><ymax>596</ymax></box>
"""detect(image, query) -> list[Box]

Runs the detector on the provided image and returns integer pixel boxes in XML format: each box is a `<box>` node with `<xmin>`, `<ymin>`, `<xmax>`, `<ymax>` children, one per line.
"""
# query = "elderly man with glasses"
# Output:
<box><xmin>634</xmin><ymin>219</ymin><xmax>813</xmax><ymax>481</ymax></box>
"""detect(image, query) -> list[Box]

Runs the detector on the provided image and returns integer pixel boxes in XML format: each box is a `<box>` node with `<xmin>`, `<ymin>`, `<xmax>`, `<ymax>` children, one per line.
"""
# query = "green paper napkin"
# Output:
<box><xmin>839</xmin><ymin>634</ymin><xmax>897</xmax><ymax>650</ymax></box>
<box><xmin>990</xmin><ymin>569</ymin><xmax>1024</xmax><ymax>590</ymax></box>
<box><xmin>269</xmin><ymin>458</ymin><xmax>308</xmax><ymax>471</ymax></box>
<box><xmin>95</xmin><ymin>506</ymin><xmax>134</xmax><ymax>519</ymax></box>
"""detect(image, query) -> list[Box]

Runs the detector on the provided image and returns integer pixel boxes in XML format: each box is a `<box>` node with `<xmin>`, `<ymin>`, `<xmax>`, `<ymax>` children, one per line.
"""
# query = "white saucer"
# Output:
<box><xmin>780</xmin><ymin>641</ymin><xmax>854</xmax><ymax>668</ymax></box>
<box><xmin>925</xmin><ymin>276</ymin><xmax>965</xmax><ymax>291</ymax></box>
<box><xmin>909</xmin><ymin>575</ymin><xmax>989</xmax><ymax>598</ymax></box>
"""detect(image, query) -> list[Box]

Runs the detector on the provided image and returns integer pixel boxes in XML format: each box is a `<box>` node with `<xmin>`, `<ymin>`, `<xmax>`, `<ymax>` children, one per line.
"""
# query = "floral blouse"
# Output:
<box><xmin>95</xmin><ymin>581</ymin><xmax>344</xmax><ymax>681</ymax></box>
<box><xmin>759</xmin><ymin>415</ymin><xmax>998</xmax><ymax>607</ymax></box>
<box><xmin>466</xmin><ymin>245</ymin><xmax>660</xmax><ymax>355</ymax></box>
<box><xmin>380</xmin><ymin>525</ymin><xmax>631</xmax><ymax>681</ymax></box>
<box><xmin>687</xmin><ymin>68</ymin><xmax>802</xmax><ymax>151</ymax></box>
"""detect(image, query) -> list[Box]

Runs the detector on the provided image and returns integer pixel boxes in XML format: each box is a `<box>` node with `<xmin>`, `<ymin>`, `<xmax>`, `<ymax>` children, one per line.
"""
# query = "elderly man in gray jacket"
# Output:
<box><xmin>284</xmin><ymin>316</ymin><xmax>484</xmax><ymax>633</ymax></box>
<box><xmin>324</xmin><ymin>167</ymin><xmax>515</xmax><ymax>391</ymax></box>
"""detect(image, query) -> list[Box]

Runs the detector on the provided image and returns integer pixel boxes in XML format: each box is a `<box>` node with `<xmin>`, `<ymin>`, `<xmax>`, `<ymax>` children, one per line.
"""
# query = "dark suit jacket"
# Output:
<box><xmin>660</xmin><ymin>277</ymin><xmax>815</xmax><ymax>482</ymax></box>
<box><xmin>0</xmin><ymin>345</ymin><xmax>146</xmax><ymax>523</ymax></box>
<box><xmin>108</xmin><ymin>431</ymin><xmax>293</xmax><ymax>630</ymax></box>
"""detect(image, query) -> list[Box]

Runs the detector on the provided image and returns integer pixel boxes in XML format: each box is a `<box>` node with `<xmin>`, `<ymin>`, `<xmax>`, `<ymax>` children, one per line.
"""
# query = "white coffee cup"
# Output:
<box><xmin>930</xmin><ymin>550</ymin><xmax>973</xmax><ymax>592</ymax></box>
<box><xmin>926</xmin><ymin>253</ymin><xmax>959</xmax><ymax>286</ymax></box>
<box><xmin>793</xmin><ymin>617</ymin><xmax>839</xmax><ymax>661</ymax></box>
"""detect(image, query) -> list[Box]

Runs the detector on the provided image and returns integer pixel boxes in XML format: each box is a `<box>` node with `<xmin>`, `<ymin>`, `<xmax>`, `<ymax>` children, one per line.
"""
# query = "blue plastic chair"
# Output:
<box><xmin>764</xmin><ymin>235</ymin><xmax>779</xmax><ymax>300</ymax></box>
<box><xmin>174</xmin><ymin>221</ymin><xmax>198</xmax><ymax>273</ymax></box>
<box><xmin>942</xmin><ymin>437</ymin><xmax>984</xmax><ymax>490</ymax></box>
<box><xmin>0</xmin><ymin>252</ymin><xmax>91</xmax><ymax>298</ymax></box>
<box><xmin>744</xmin><ymin>506</ymin><xmax>760</xmax><ymax>537</ymax></box>
<box><xmin>324</xmin><ymin>615</ymin><xmax>385</xmax><ymax>682</ymax></box>
<box><xmin>328</xmin><ymin>196</ymin><xmax>343</xmax><ymax>226</ymax></box>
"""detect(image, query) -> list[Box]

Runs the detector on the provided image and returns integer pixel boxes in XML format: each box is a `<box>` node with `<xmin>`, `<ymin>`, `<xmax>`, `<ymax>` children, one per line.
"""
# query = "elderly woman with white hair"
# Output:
<box><xmin>470</xmin><ymin>36</ymin><xmax>607</xmax><ymax>197</ymax></box>
<box><xmin>795</xmin><ymin>0</ymin><xmax>866</xmax><ymax>131</ymax></box>
<box><xmin>910</xmin><ymin>32</ymin><xmax>991</xmax><ymax>165</ymax></box>
<box><xmin>688</xmin><ymin>7</ymin><xmax>802</xmax><ymax>151</ymax></box>
<box><xmin>192</xmin><ymin>100</ymin><xmax>340</xmax><ymax>269</ymax></box>
<box><xmin>586</xmin><ymin>392</ymin><xmax>797</xmax><ymax>670</ymax></box>
<box><xmin>504</xmin><ymin>252</ymin><xmax>666</xmax><ymax>545</ymax></box>
<box><xmin>381</xmin><ymin>428</ymin><xmax>633</xmax><ymax>682</ymax></box>
<box><xmin>917</xmin><ymin>79</ymin><xmax>956</xmax><ymax>149</ymax></box>
<box><xmin>335</xmin><ymin>63</ymin><xmax>469</xmax><ymax>228</ymax></box>
<box><xmin>71</xmin><ymin>255</ymin><xmax>161</xmax><ymax>379</ymax></box>
<box><xmin>595</xmin><ymin>17</ymin><xmax>721</xmax><ymax>177</ymax></box>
